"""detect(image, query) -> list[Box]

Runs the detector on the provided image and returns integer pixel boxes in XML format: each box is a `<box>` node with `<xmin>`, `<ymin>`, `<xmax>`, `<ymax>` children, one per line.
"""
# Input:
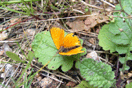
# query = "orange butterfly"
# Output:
<box><xmin>50</xmin><ymin>27</ymin><xmax>84</xmax><ymax>56</ymax></box>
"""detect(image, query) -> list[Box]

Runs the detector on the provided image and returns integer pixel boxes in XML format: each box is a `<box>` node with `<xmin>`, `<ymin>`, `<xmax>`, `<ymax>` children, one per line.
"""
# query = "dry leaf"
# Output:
<box><xmin>66</xmin><ymin>81</ymin><xmax>76</xmax><ymax>87</ymax></box>
<box><xmin>10</xmin><ymin>18</ymin><xmax>21</xmax><ymax>24</ymax></box>
<box><xmin>0</xmin><ymin>32</ymin><xmax>8</xmax><ymax>41</ymax></box>
<box><xmin>88</xmin><ymin>38</ymin><xmax>95</xmax><ymax>45</ymax></box>
<box><xmin>128</xmin><ymin>73</ymin><xmax>132</xmax><ymax>78</ymax></box>
<box><xmin>84</xmin><ymin>13</ymin><xmax>109</xmax><ymax>30</ymax></box>
<box><xmin>66</xmin><ymin>19</ymin><xmax>88</xmax><ymax>32</ymax></box>
<box><xmin>0</xmin><ymin>50</ymin><xmax>4</xmax><ymax>56</ymax></box>
<box><xmin>66</xmin><ymin>13</ymin><xmax>109</xmax><ymax>32</ymax></box>
<box><xmin>24</xmin><ymin>29</ymin><xmax>35</xmax><ymax>36</ymax></box>
<box><xmin>96</xmin><ymin>28</ymin><xmax>101</xmax><ymax>33</ymax></box>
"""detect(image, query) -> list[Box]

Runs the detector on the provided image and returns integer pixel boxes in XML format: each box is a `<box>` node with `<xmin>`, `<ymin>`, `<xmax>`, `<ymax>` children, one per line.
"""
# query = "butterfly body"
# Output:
<box><xmin>59</xmin><ymin>45</ymin><xmax>80</xmax><ymax>53</ymax></box>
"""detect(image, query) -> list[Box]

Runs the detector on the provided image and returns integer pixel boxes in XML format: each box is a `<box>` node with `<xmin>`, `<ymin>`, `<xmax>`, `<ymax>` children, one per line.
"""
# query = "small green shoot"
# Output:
<box><xmin>6</xmin><ymin>51</ymin><xmax>25</xmax><ymax>63</ymax></box>
<box><xmin>14</xmin><ymin>51</ymin><xmax>34</xmax><ymax>87</ymax></box>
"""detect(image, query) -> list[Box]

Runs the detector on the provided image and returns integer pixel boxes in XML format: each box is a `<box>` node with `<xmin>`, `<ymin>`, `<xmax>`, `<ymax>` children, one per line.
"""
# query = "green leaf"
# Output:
<box><xmin>128</xmin><ymin>55</ymin><xmax>132</xmax><ymax>60</ymax></box>
<box><xmin>126</xmin><ymin>82</ymin><xmax>132</xmax><ymax>88</ymax></box>
<box><xmin>124</xmin><ymin>65</ymin><xmax>130</xmax><ymax>70</ymax></box>
<box><xmin>119</xmin><ymin>57</ymin><xmax>125</xmax><ymax>64</ymax></box>
<box><xmin>79</xmin><ymin>58</ymin><xmax>115</xmax><ymax>88</ymax></box>
<box><xmin>32</xmin><ymin>31</ymin><xmax>86</xmax><ymax>72</ymax></box>
<box><xmin>98</xmin><ymin>4</ymin><xmax>132</xmax><ymax>53</ymax></box>
<box><xmin>98</xmin><ymin>3</ymin><xmax>132</xmax><ymax>72</ymax></box>
<box><xmin>75</xmin><ymin>80</ymin><xmax>97</xmax><ymax>88</ymax></box>
<box><xmin>27</xmin><ymin>51</ymin><xmax>34</xmax><ymax>61</ymax></box>
<box><xmin>98</xmin><ymin>24</ymin><xmax>116</xmax><ymax>53</ymax></box>
<box><xmin>6</xmin><ymin>51</ymin><xmax>24</xmax><ymax>63</ymax></box>
<box><xmin>75</xmin><ymin>60</ymin><xmax>80</xmax><ymax>69</ymax></box>
<box><xmin>120</xmin><ymin>0</ymin><xmax>132</xmax><ymax>15</ymax></box>
<box><xmin>78</xmin><ymin>47</ymin><xmax>87</xmax><ymax>56</ymax></box>
<box><xmin>119</xmin><ymin>57</ymin><xmax>130</xmax><ymax>71</ymax></box>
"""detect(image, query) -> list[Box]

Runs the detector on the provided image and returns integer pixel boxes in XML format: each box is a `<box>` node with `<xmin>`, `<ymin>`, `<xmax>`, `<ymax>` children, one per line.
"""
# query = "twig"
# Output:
<box><xmin>41</xmin><ymin>0</ymin><xmax>43</xmax><ymax>8</ymax></box>
<box><xmin>54</xmin><ymin>71</ymin><xmax>77</xmax><ymax>83</ymax></box>
<box><xmin>109</xmin><ymin>15</ymin><xmax>132</xmax><ymax>19</ymax></box>
<box><xmin>80</xmin><ymin>0</ymin><xmax>104</xmax><ymax>10</ymax></box>
<box><xmin>40</xmin><ymin>73</ymin><xmax>64</xmax><ymax>83</ymax></box>
<box><xmin>30</xmin><ymin>14</ymin><xmax>42</xmax><ymax>20</ymax></box>
<box><xmin>56</xmin><ymin>79</ymin><xmax>63</xmax><ymax>88</ymax></box>
<box><xmin>72</xmin><ymin>9</ymin><xmax>85</xmax><ymax>14</ymax></box>
<box><xmin>13</xmin><ymin>65</ymin><xmax>23</xmax><ymax>79</ymax></box>
<box><xmin>99</xmin><ymin>57</ymin><xmax>114</xmax><ymax>67</ymax></box>
<box><xmin>1</xmin><ymin>17</ymin><xmax>33</xmax><ymax>33</ymax></box>
<box><xmin>101</xmin><ymin>0</ymin><xmax>115</xmax><ymax>8</ymax></box>
<box><xmin>115</xmin><ymin>58</ymin><xmax>119</xmax><ymax>79</ymax></box>
<box><xmin>20</xmin><ymin>14</ymin><xmax>96</xmax><ymax>24</ymax></box>
<box><xmin>0</xmin><ymin>41</ymin><xmax>17</xmax><ymax>43</ymax></box>
<box><xmin>3</xmin><ymin>63</ymin><xmax>21</xmax><ymax>88</ymax></box>
<box><xmin>87</xmin><ymin>50</ymin><xmax>117</xmax><ymax>55</ymax></box>
<box><xmin>31</xmin><ymin>61</ymin><xmax>77</xmax><ymax>83</ymax></box>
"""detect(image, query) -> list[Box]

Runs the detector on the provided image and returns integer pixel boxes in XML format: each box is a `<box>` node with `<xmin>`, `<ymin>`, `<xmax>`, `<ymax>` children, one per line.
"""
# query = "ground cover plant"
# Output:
<box><xmin>0</xmin><ymin>0</ymin><xmax>132</xmax><ymax>88</ymax></box>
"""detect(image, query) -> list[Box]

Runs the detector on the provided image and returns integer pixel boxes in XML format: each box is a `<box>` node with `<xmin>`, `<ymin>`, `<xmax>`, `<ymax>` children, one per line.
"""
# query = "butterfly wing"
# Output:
<box><xmin>50</xmin><ymin>27</ymin><xmax>64</xmax><ymax>49</ymax></box>
<box><xmin>50</xmin><ymin>27</ymin><xmax>84</xmax><ymax>56</ymax></box>
<box><xmin>62</xmin><ymin>33</ymin><xmax>81</xmax><ymax>48</ymax></box>
<box><xmin>59</xmin><ymin>33</ymin><xmax>84</xmax><ymax>55</ymax></box>
<box><xmin>59</xmin><ymin>46</ymin><xmax>84</xmax><ymax>55</ymax></box>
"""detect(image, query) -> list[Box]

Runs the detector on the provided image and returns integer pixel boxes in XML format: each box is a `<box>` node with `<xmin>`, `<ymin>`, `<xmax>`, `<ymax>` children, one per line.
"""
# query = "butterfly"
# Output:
<box><xmin>50</xmin><ymin>27</ymin><xmax>84</xmax><ymax>56</ymax></box>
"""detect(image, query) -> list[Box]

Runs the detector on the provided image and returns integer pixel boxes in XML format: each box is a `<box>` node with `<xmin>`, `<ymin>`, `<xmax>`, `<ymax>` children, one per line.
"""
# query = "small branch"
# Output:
<box><xmin>1</xmin><ymin>17</ymin><xmax>33</xmax><ymax>33</ymax></box>
<box><xmin>3</xmin><ymin>63</ymin><xmax>21</xmax><ymax>88</ymax></box>
<box><xmin>72</xmin><ymin>9</ymin><xmax>85</xmax><ymax>14</ymax></box>
<box><xmin>19</xmin><ymin>14</ymin><xmax>97</xmax><ymax>24</ymax></box>
<box><xmin>40</xmin><ymin>73</ymin><xmax>64</xmax><ymax>83</ymax></box>
<box><xmin>100</xmin><ymin>57</ymin><xmax>114</xmax><ymax>67</ymax></box>
<box><xmin>80</xmin><ymin>0</ymin><xmax>104</xmax><ymax>10</ymax></box>
<box><xmin>30</xmin><ymin>14</ymin><xmax>42</xmax><ymax>20</ymax></box>
<box><xmin>101</xmin><ymin>0</ymin><xmax>115</xmax><ymax>8</ymax></box>
<box><xmin>115</xmin><ymin>58</ymin><xmax>119</xmax><ymax>79</ymax></box>
<box><xmin>2</xmin><ymin>13</ymin><xmax>42</xmax><ymax>33</ymax></box>
<box><xmin>108</xmin><ymin>15</ymin><xmax>132</xmax><ymax>19</ymax></box>
<box><xmin>31</xmin><ymin>61</ymin><xmax>77</xmax><ymax>83</ymax></box>
<box><xmin>0</xmin><ymin>41</ymin><xmax>17</xmax><ymax>43</ymax></box>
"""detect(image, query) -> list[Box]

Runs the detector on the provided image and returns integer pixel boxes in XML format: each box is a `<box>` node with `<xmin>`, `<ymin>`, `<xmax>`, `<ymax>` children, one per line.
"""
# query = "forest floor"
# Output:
<box><xmin>0</xmin><ymin>0</ymin><xmax>132</xmax><ymax>88</ymax></box>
